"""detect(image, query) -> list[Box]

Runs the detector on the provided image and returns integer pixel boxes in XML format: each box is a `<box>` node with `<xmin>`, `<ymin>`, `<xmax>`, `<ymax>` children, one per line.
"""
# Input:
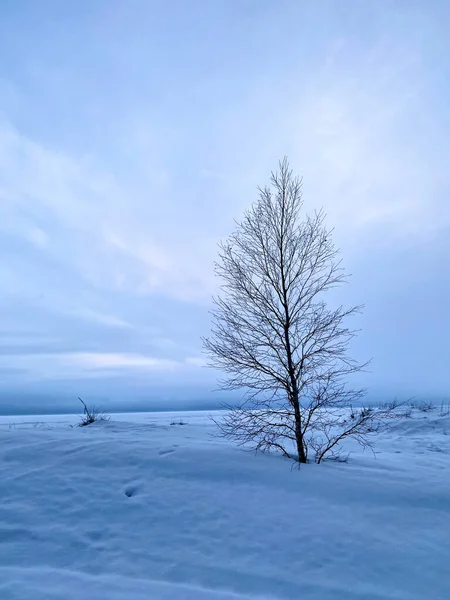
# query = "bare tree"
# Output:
<box><xmin>203</xmin><ymin>159</ymin><xmax>396</xmax><ymax>464</ymax></box>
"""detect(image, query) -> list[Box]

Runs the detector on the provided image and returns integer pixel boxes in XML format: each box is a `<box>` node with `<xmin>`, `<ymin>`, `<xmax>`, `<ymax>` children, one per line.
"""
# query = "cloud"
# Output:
<box><xmin>25</xmin><ymin>226</ymin><xmax>49</xmax><ymax>248</ymax></box>
<box><xmin>71</xmin><ymin>309</ymin><xmax>132</xmax><ymax>330</ymax></box>
<box><xmin>185</xmin><ymin>357</ymin><xmax>206</xmax><ymax>368</ymax></box>
<box><xmin>0</xmin><ymin>351</ymin><xmax>202</xmax><ymax>382</ymax></box>
<box><xmin>2</xmin><ymin>24</ymin><xmax>445</xmax><ymax>316</ymax></box>
<box><xmin>0</xmin><ymin>120</ymin><xmax>216</xmax><ymax>303</ymax></box>
<box><xmin>202</xmin><ymin>32</ymin><xmax>450</xmax><ymax>252</ymax></box>
<box><xmin>67</xmin><ymin>352</ymin><xmax>178</xmax><ymax>371</ymax></box>
<box><xmin>0</xmin><ymin>1</ymin><xmax>449</xmax><ymax>403</ymax></box>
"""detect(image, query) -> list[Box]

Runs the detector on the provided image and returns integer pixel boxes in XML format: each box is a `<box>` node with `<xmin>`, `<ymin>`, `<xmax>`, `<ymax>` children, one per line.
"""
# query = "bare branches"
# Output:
<box><xmin>203</xmin><ymin>159</ymin><xmax>377</xmax><ymax>464</ymax></box>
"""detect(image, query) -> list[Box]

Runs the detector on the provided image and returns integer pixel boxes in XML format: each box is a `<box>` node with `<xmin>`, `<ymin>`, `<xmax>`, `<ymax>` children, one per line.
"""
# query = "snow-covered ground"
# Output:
<box><xmin>0</xmin><ymin>408</ymin><xmax>449</xmax><ymax>600</ymax></box>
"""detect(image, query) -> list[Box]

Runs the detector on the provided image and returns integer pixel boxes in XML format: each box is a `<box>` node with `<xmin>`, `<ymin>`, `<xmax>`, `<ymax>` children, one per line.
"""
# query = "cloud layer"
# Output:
<box><xmin>0</xmin><ymin>1</ymin><xmax>449</xmax><ymax>411</ymax></box>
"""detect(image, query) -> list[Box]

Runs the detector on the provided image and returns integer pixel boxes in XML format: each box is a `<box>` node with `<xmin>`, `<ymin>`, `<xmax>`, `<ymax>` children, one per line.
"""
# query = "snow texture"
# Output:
<box><xmin>0</xmin><ymin>409</ymin><xmax>449</xmax><ymax>599</ymax></box>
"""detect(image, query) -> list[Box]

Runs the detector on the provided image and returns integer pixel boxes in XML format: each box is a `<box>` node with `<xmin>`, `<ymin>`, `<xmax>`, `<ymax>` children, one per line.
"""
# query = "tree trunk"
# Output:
<box><xmin>292</xmin><ymin>392</ymin><xmax>307</xmax><ymax>463</ymax></box>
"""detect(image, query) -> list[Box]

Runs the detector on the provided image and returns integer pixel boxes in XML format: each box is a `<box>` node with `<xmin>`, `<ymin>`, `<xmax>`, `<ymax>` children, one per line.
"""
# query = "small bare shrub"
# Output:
<box><xmin>77</xmin><ymin>397</ymin><xmax>109</xmax><ymax>427</ymax></box>
<box><xmin>416</xmin><ymin>401</ymin><xmax>434</xmax><ymax>413</ymax></box>
<box><xmin>440</xmin><ymin>400</ymin><xmax>450</xmax><ymax>417</ymax></box>
<box><xmin>359</xmin><ymin>407</ymin><xmax>373</xmax><ymax>419</ymax></box>
<box><xmin>378</xmin><ymin>399</ymin><xmax>412</xmax><ymax>418</ymax></box>
<box><xmin>378</xmin><ymin>399</ymin><xmax>402</xmax><ymax>410</ymax></box>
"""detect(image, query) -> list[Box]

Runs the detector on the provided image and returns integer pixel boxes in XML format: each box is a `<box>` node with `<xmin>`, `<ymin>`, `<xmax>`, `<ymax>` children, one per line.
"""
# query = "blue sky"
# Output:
<box><xmin>0</xmin><ymin>1</ymin><xmax>449</xmax><ymax>413</ymax></box>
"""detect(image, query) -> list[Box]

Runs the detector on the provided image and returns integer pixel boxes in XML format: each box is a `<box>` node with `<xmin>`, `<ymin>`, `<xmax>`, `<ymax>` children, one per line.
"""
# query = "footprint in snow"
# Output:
<box><xmin>158</xmin><ymin>447</ymin><xmax>176</xmax><ymax>456</ymax></box>
<box><xmin>124</xmin><ymin>485</ymin><xmax>139</xmax><ymax>497</ymax></box>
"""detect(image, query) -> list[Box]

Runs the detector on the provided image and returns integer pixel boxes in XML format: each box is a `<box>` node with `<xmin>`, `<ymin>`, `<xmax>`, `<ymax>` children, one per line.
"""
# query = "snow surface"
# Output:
<box><xmin>0</xmin><ymin>409</ymin><xmax>449</xmax><ymax>599</ymax></box>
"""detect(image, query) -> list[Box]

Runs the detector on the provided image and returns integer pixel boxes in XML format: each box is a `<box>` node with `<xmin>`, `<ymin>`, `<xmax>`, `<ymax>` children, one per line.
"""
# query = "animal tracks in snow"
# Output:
<box><xmin>158</xmin><ymin>446</ymin><xmax>177</xmax><ymax>457</ymax></box>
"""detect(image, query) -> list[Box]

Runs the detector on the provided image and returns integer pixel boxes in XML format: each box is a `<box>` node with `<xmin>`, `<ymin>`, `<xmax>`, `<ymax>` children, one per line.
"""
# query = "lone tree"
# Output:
<box><xmin>204</xmin><ymin>159</ymin><xmax>394</xmax><ymax>464</ymax></box>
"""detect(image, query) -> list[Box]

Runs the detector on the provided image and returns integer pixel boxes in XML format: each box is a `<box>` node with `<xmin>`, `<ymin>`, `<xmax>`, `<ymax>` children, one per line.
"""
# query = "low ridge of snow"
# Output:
<box><xmin>0</xmin><ymin>409</ymin><xmax>449</xmax><ymax>599</ymax></box>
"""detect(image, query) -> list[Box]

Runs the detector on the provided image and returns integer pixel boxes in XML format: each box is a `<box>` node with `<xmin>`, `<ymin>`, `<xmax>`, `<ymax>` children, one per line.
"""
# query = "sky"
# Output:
<box><xmin>0</xmin><ymin>0</ymin><xmax>449</xmax><ymax>414</ymax></box>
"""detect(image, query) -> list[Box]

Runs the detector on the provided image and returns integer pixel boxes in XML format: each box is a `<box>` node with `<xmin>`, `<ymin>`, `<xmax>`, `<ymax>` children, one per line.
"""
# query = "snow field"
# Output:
<box><xmin>0</xmin><ymin>409</ymin><xmax>449</xmax><ymax>599</ymax></box>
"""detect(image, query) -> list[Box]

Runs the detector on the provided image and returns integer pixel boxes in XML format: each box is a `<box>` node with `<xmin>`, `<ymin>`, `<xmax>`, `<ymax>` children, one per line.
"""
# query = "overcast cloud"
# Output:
<box><xmin>0</xmin><ymin>1</ymin><xmax>449</xmax><ymax>412</ymax></box>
